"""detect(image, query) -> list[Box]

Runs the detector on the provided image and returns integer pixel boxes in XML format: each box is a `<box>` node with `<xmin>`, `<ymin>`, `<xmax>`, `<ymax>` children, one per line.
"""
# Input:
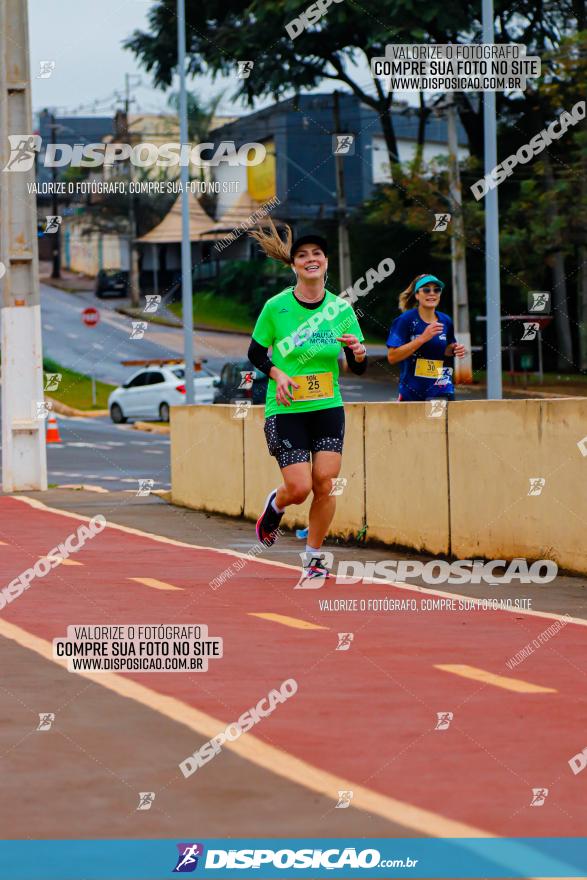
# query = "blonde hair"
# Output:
<box><xmin>399</xmin><ymin>274</ymin><xmax>429</xmax><ymax>312</ymax></box>
<box><xmin>248</xmin><ymin>219</ymin><xmax>293</xmax><ymax>266</ymax></box>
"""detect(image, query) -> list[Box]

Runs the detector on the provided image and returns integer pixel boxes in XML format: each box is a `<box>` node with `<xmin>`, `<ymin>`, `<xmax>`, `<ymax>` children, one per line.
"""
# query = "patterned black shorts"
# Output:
<box><xmin>264</xmin><ymin>407</ymin><xmax>345</xmax><ymax>469</ymax></box>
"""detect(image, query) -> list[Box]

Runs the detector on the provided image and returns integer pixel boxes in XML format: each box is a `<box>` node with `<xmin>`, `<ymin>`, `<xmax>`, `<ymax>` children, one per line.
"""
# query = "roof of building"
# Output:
<box><xmin>136</xmin><ymin>192</ymin><xmax>218</xmax><ymax>244</ymax></box>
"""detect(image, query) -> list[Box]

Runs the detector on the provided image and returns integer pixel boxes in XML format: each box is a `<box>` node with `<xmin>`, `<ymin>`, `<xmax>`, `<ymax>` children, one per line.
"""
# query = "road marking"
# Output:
<box><xmin>0</xmin><ymin>540</ymin><xmax>7</xmax><ymax>545</ymax></box>
<box><xmin>11</xmin><ymin>496</ymin><xmax>587</xmax><ymax>629</ymax></box>
<box><xmin>66</xmin><ymin>333</ymin><xmax>78</xmax><ymax>339</ymax></box>
<box><xmin>143</xmin><ymin>449</ymin><xmax>163</xmax><ymax>454</ymax></box>
<box><xmin>41</xmin><ymin>556</ymin><xmax>84</xmax><ymax>567</ymax></box>
<box><xmin>56</xmin><ymin>484</ymin><xmax>109</xmax><ymax>493</ymax></box>
<box><xmin>435</xmin><ymin>664</ymin><xmax>557</xmax><ymax>694</ymax></box>
<box><xmin>92</xmin><ymin>343</ymin><xmax>103</xmax><ymax>350</ymax></box>
<box><xmin>128</xmin><ymin>577</ymin><xmax>182</xmax><ymax>592</ymax></box>
<box><xmin>249</xmin><ymin>612</ymin><xmax>328</xmax><ymax>631</ymax></box>
<box><xmin>0</xmin><ymin>617</ymin><xmax>495</xmax><ymax>840</ymax></box>
<box><xmin>44</xmin><ymin>323</ymin><xmax>54</xmax><ymax>330</ymax></box>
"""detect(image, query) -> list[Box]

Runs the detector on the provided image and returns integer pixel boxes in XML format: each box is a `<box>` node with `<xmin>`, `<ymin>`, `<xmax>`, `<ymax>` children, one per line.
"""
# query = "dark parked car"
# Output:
<box><xmin>213</xmin><ymin>360</ymin><xmax>268</xmax><ymax>405</ymax></box>
<box><xmin>95</xmin><ymin>269</ymin><xmax>129</xmax><ymax>298</ymax></box>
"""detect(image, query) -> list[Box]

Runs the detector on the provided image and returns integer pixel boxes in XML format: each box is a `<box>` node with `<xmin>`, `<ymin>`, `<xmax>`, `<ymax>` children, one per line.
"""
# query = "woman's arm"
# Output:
<box><xmin>247</xmin><ymin>339</ymin><xmax>299</xmax><ymax>407</ymax></box>
<box><xmin>387</xmin><ymin>321</ymin><xmax>444</xmax><ymax>364</ymax></box>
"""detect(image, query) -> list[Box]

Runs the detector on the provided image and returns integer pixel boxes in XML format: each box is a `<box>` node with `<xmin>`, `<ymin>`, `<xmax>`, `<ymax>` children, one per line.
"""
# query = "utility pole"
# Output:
<box><xmin>0</xmin><ymin>0</ymin><xmax>48</xmax><ymax>491</ymax></box>
<box><xmin>124</xmin><ymin>73</ymin><xmax>141</xmax><ymax>307</ymax></box>
<box><xmin>48</xmin><ymin>112</ymin><xmax>61</xmax><ymax>279</ymax></box>
<box><xmin>177</xmin><ymin>0</ymin><xmax>195</xmax><ymax>403</ymax></box>
<box><xmin>446</xmin><ymin>95</ymin><xmax>472</xmax><ymax>384</ymax></box>
<box><xmin>482</xmin><ymin>0</ymin><xmax>503</xmax><ymax>399</ymax></box>
<box><xmin>332</xmin><ymin>91</ymin><xmax>352</xmax><ymax>292</ymax></box>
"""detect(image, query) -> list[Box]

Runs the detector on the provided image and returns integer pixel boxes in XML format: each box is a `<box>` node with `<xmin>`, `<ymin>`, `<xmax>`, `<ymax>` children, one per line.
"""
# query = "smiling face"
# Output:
<box><xmin>291</xmin><ymin>243</ymin><xmax>328</xmax><ymax>283</ymax></box>
<box><xmin>415</xmin><ymin>283</ymin><xmax>442</xmax><ymax>309</ymax></box>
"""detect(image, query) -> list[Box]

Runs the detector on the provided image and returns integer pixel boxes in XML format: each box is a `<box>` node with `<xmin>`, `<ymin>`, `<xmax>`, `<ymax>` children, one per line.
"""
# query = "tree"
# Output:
<box><xmin>125</xmin><ymin>0</ymin><xmax>579</xmax><ymax>168</ymax></box>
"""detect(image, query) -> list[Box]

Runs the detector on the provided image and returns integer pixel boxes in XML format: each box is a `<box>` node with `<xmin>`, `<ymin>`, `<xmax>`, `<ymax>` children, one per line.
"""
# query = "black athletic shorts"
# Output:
<box><xmin>264</xmin><ymin>406</ymin><xmax>345</xmax><ymax>469</ymax></box>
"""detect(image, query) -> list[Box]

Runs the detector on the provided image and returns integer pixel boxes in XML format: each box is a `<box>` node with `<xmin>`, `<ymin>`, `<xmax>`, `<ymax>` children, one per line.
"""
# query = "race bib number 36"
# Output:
<box><xmin>414</xmin><ymin>358</ymin><xmax>444</xmax><ymax>379</ymax></box>
<box><xmin>291</xmin><ymin>372</ymin><xmax>334</xmax><ymax>401</ymax></box>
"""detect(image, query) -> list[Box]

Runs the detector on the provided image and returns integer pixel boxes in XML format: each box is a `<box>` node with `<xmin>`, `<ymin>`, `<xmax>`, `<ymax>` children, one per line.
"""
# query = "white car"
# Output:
<box><xmin>108</xmin><ymin>364</ymin><xmax>218</xmax><ymax>423</ymax></box>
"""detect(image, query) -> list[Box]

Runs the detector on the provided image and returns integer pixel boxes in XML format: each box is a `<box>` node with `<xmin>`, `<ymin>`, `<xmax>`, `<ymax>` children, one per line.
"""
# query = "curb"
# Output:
<box><xmin>132</xmin><ymin>421</ymin><xmax>171</xmax><ymax>435</ymax></box>
<box><xmin>47</xmin><ymin>397</ymin><xmax>109</xmax><ymax>418</ymax></box>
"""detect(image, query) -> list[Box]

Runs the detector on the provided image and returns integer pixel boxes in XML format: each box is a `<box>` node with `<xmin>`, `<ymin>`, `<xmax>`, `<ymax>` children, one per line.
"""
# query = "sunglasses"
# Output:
<box><xmin>420</xmin><ymin>286</ymin><xmax>442</xmax><ymax>294</ymax></box>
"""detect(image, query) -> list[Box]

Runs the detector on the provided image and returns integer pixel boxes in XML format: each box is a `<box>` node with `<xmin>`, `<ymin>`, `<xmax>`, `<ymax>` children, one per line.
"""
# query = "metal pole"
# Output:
<box><xmin>482</xmin><ymin>0</ymin><xmax>502</xmax><ymax>399</ymax></box>
<box><xmin>332</xmin><ymin>91</ymin><xmax>352</xmax><ymax>292</ymax></box>
<box><xmin>49</xmin><ymin>113</ymin><xmax>61</xmax><ymax>279</ymax></box>
<box><xmin>91</xmin><ymin>375</ymin><xmax>96</xmax><ymax>407</ymax></box>
<box><xmin>446</xmin><ymin>95</ymin><xmax>472</xmax><ymax>384</ymax></box>
<box><xmin>177</xmin><ymin>0</ymin><xmax>195</xmax><ymax>404</ymax></box>
<box><xmin>152</xmin><ymin>243</ymin><xmax>159</xmax><ymax>298</ymax></box>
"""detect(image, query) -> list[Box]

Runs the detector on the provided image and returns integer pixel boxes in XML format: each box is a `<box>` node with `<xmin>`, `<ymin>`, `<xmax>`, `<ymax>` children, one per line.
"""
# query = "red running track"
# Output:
<box><xmin>0</xmin><ymin>495</ymin><xmax>586</xmax><ymax>837</ymax></box>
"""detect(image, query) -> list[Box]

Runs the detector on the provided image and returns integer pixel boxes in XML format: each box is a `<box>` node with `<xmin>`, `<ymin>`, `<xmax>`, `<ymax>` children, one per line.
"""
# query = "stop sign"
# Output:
<box><xmin>82</xmin><ymin>307</ymin><xmax>100</xmax><ymax>327</ymax></box>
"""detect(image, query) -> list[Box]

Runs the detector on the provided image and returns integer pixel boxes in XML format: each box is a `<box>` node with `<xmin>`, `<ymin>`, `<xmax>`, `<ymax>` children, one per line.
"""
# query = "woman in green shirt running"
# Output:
<box><xmin>247</xmin><ymin>220</ymin><xmax>367</xmax><ymax>580</ymax></box>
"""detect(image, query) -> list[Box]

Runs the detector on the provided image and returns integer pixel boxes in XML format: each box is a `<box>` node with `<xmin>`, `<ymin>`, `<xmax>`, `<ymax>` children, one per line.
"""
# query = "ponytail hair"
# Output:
<box><xmin>248</xmin><ymin>218</ymin><xmax>293</xmax><ymax>266</ymax></box>
<box><xmin>399</xmin><ymin>274</ymin><xmax>429</xmax><ymax>312</ymax></box>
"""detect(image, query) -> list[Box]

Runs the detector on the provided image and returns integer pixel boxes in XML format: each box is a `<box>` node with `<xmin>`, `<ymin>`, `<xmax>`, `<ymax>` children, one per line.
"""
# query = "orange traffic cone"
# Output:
<box><xmin>46</xmin><ymin>414</ymin><xmax>62</xmax><ymax>443</ymax></box>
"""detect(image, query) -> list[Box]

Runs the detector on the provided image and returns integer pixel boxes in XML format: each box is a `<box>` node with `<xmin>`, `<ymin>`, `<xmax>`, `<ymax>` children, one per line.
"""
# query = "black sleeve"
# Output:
<box><xmin>248</xmin><ymin>339</ymin><xmax>274</xmax><ymax>377</ymax></box>
<box><xmin>344</xmin><ymin>345</ymin><xmax>368</xmax><ymax>375</ymax></box>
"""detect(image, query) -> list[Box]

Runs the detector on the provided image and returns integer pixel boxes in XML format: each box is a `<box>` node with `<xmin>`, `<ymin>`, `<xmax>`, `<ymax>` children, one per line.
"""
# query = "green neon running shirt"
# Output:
<box><xmin>252</xmin><ymin>287</ymin><xmax>364</xmax><ymax>418</ymax></box>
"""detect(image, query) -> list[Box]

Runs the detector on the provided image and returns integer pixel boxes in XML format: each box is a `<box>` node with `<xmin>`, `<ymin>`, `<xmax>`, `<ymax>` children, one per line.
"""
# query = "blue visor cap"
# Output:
<box><xmin>415</xmin><ymin>274</ymin><xmax>445</xmax><ymax>292</ymax></box>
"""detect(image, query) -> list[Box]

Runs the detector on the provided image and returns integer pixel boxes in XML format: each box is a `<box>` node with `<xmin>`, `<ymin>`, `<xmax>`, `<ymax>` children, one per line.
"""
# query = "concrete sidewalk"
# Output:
<box><xmin>13</xmin><ymin>489</ymin><xmax>587</xmax><ymax>620</ymax></box>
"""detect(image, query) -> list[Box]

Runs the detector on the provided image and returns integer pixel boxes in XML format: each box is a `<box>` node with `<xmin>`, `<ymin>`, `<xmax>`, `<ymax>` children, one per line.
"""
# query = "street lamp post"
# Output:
<box><xmin>177</xmin><ymin>0</ymin><xmax>195</xmax><ymax>404</ymax></box>
<box><xmin>482</xmin><ymin>0</ymin><xmax>503</xmax><ymax>399</ymax></box>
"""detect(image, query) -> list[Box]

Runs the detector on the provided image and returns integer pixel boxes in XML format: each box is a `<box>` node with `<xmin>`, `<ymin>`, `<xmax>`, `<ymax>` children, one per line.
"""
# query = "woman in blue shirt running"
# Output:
<box><xmin>386</xmin><ymin>274</ymin><xmax>467</xmax><ymax>401</ymax></box>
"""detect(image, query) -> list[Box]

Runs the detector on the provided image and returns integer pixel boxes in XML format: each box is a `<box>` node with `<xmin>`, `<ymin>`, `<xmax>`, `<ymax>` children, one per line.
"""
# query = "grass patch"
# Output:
<box><xmin>43</xmin><ymin>357</ymin><xmax>115</xmax><ymax>410</ymax></box>
<box><xmin>171</xmin><ymin>291</ymin><xmax>382</xmax><ymax>343</ymax></box>
<box><xmin>169</xmin><ymin>292</ymin><xmax>254</xmax><ymax>333</ymax></box>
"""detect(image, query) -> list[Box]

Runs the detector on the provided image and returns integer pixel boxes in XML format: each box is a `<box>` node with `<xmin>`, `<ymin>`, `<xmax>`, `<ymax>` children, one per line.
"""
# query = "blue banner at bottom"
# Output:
<box><xmin>0</xmin><ymin>838</ymin><xmax>586</xmax><ymax>879</ymax></box>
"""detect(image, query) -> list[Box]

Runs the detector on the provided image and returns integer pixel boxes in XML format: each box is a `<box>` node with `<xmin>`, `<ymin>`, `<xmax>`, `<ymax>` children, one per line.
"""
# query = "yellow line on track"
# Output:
<box><xmin>128</xmin><ymin>577</ymin><xmax>182</xmax><ymax>592</ymax></box>
<box><xmin>435</xmin><ymin>664</ymin><xmax>557</xmax><ymax>694</ymax></box>
<box><xmin>248</xmin><ymin>612</ymin><xmax>328</xmax><ymax>630</ymax></box>
<box><xmin>0</xmin><ymin>616</ymin><xmax>493</xmax><ymax>840</ymax></box>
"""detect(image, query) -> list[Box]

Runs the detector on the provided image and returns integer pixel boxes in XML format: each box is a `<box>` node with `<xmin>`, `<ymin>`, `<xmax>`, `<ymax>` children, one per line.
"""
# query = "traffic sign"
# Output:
<box><xmin>82</xmin><ymin>307</ymin><xmax>100</xmax><ymax>327</ymax></box>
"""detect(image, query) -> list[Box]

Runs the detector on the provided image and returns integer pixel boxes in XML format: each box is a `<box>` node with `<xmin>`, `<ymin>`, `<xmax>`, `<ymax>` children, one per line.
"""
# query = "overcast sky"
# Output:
<box><xmin>28</xmin><ymin>0</ymin><xmax>382</xmax><ymax>122</ymax></box>
<box><xmin>28</xmin><ymin>0</ymin><xmax>251</xmax><ymax>118</ymax></box>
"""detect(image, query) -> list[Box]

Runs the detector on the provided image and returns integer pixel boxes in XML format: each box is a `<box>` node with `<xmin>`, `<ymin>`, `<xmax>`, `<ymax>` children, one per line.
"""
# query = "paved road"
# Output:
<box><xmin>1</xmin><ymin>491</ymin><xmax>585</xmax><ymax>856</ymax></box>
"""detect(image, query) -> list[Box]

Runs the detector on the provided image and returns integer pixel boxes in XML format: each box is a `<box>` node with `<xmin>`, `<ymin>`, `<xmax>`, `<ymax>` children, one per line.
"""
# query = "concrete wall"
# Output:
<box><xmin>170</xmin><ymin>398</ymin><xmax>587</xmax><ymax>573</ymax></box>
<box><xmin>448</xmin><ymin>398</ymin><xmax>587</xmax><ymax>574</ymax></box>
<box><xmin>364</xmin><ymin>402</ymin><xmax>449</xmax><ymax>555</ymax></box>
<box><xmin>170</xmin><ymin>405</ymin><xmax>244</xmax><ymax>516</ymax></box>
